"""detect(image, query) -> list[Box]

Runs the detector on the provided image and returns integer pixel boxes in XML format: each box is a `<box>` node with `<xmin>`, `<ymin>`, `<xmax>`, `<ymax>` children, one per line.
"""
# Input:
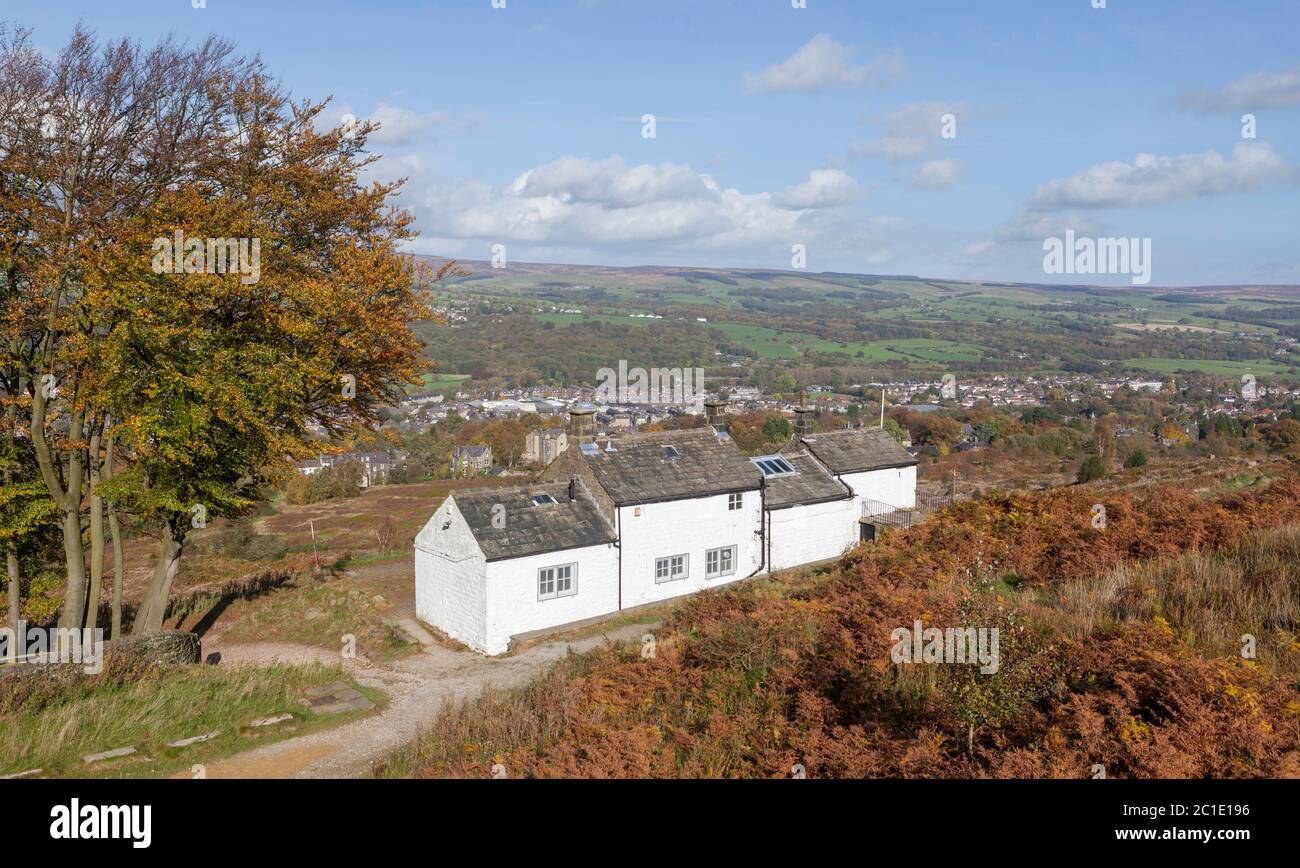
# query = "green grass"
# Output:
<box><xmin>709</xmin><ymin>322</ymin><xmax>800</xmax><ymax>358</ymax></box>
<box><xmin>420</xmin><ymin>372</ymin><xmax>470</xmax><ymax>391</ymax></box>
<box><xmin>0</xmin><ymin>660</ymin><xmax>381</xmax><ymax>778</ymax></box>
<box><xmin>1124</xmin><ymin>357</ymin><xmax>1297</xmax><ymax>377</ymax></box>
<box><xmin>709</xmin><ymin>322</ymin><xmax>984</xmax><ymax>363</ymax></box>
<box><xmin>535</xmin><ymin>312</ymin><xmax>655</xmax><ymax>327</ymax></box>
<box><xmin>219</xmin><ymin>574</ymin><xmax>418</xmax><ymax>660</ymax></box>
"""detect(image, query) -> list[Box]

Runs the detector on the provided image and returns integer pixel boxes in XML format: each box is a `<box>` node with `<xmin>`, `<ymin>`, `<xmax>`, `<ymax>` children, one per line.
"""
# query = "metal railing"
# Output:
<box><xmin>860</xmin><ymin>491</ymin><xmax>960</xmax><ymax>529</ymax></box>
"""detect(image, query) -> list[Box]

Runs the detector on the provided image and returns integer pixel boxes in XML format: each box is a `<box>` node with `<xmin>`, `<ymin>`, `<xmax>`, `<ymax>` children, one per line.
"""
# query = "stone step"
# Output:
<box><xmin>167</xmin><ymin>731</ymin><xmax>220</xmax><ymax>749</ymax></box>
<box><xmin>83</xmin><ymin>746</ymin><xmax>137</xmax><ymax>764</ymax></box>
<box><xmin>247</xmin><ymin>713</ymin><xmax>294</xmax><ymax>728</ymax></box>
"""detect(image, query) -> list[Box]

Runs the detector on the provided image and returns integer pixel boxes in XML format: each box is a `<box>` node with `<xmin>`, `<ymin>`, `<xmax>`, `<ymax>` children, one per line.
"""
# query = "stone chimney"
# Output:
<box><xmin>568</xmin><ymin>403</ymin><xmax>596</xmax><ymax>447</ymax></box>
<box><xmin>793</xmin><ymin>390</ymin><xmax>815</xmax><ymax>442</ymax></box>
<box><xmin>704</xmin><ymin>395</ymin><xmax>728</xmax><ymax>432</ymax></box>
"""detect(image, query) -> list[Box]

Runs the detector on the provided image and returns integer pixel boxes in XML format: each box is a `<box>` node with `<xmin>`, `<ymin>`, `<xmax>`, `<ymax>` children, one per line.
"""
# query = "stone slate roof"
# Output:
<box><xmin>452</xmin><ymin>482</ymin><xmax>616</xmax><ymax>562</ymax></box>
<box><xmin>763</xmin><ymin>451</ymin><xmax>853</xmax><ymax>510</ymax></box>
<box><xmin>795</xmin><ymin>428</ymin><xmax>918</xmax><ymax>474</ymax></box>
<box><xmin>581</xmin><ymin>429</ymin><xmax>761</xmax><ymax>506</ymax></box>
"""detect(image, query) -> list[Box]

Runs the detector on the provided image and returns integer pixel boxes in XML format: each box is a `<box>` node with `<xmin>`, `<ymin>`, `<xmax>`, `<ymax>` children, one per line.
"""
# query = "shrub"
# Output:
<box><xmin>1077</xmin><ymin>454</ymin><xmax>1107</xmax><ymax>483</ymax></box>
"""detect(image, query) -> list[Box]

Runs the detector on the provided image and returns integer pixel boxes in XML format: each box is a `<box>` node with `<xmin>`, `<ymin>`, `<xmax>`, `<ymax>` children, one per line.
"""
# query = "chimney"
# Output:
<box><xmin>569</xmin><ymin>403</ymin><xmax>596</xmax><ymax>447</ymax></box>
<box><xmin>794</xmin><ymin>390</ymin><xmax>815</xmax><ymax>442</ymax></box>
<box><xmin>567</xmin><ymin>477</ymin><xmax>577</xmax><ymax>502</ymax></box>
<box><xmin>704</xmin><ymin>395</ymin><xmax>728</xmax><ymax>432</ymax></box>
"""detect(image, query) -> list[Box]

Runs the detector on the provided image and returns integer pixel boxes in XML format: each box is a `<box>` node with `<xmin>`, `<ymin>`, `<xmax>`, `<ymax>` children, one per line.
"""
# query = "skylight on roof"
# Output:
<box><xmin>579</xmin><ymin>442</ymin><xmax>600</xmax><ymax>456</ymax></box>
<box><xmin>531</xmin><ymin>493</ymin><xmax>558</xmax><ymax>506</ymax></box>
<box><xmin>751</xmin><ymin>455</ymin><xmax>797</xmax><ymax>478</ymax></box>
<box><xmin>662</xmin><ymin>445</ymin><xmax>680</xmax><ymax>459</ymax></box>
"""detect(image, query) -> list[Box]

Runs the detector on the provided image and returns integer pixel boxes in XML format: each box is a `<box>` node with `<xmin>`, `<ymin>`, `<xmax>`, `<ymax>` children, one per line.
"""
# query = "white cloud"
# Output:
<box><xmin>911</xmin><ymin>159</ymin><xmax>964</xmax><ymax>191</ymax></box>
<box><xmin>509</xmin><ymin>155</ymin><xmax>718</xmax><ymax>207</ymax></box>
<box><xmin>368</xmin><ymin>102</ymin><xmax>453</xmax><ymax>145</ymax></box>
<box><xmin>771</xmin><ymin>168</ymin><xmax>866</xmax><ymax>209</ymax></box>
<box><xmin>1178</xmin><ymin>65</ymin><xmax>1300</xmax><ymax>113</ymax></box>
<box><xmin>317</xmin><ymin>102</ymin><xmax>463</xmax><ymax>146</ymax></box>
<box><xmin>851</xmin><ymin>100</ymin><xmax>973</xmax><ymax>163</ymax></box>
<box><xmin>1026</xmin><ymin>142</ymin><xmax>1295</xmax><ymax>210</ymax></box>
<box><xmin>744</xmin><ymin>35</ymin><xmax>902</xmax><ymax>94</ymax></box>
<box><xmin>410</xmin><ymin>156</ymin><xmax>869</xmax><ymax>258</ymax></box>
<box><xmin>995</xmin><ymin>211</ymin><xmax>1107</xmax><ymax>243</ymax></box>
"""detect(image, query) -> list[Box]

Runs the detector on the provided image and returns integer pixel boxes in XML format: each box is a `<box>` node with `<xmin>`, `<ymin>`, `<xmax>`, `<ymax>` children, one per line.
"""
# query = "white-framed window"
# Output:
<box><xmin>705</xmin><ymin>545</ymin><xmax>736</xmax><ymax>579</ymax></box>
<box><xmin>728</xmin><ymin>492</ymin><xmax>744</xmax><ymax>511</ymax></box>
<box><xmin>655</xmin><ymin>554</ymin><xmax>688</xmax><ymax>583</ymax></box>
<box><xmin>538</xmin><ymin>563</ymin><xmax>577</xmax><ymax>601</ymax></box>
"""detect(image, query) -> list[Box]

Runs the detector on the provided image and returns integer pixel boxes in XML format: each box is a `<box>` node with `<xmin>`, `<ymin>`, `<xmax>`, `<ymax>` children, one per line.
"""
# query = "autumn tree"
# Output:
<box><xmin>97</xmin><ymin>89</ymin><xmax>442</xmax><ymax>633</ymax></box>
<box><xmin>2</xmin><ymin>25</ymin><xmax>449</xmax><ymax>633</ymax></box>
<box><xmin>1</xmin><ymin>26</ymin><xmax>248</xmax><ymax>631</ymax></box>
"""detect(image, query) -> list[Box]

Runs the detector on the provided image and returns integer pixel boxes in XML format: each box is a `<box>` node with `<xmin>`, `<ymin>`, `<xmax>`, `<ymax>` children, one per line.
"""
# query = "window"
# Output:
<box><xmin>728</xmin><ymin>492</ymin><xmax>744</xmax><ymax>510</ymax></box>
<box><xmin>655</xmin><ymin>554</ymin><xmax>688</xmax><ymax>583</ymax></box>
<box><xmin>538</xmin><ymin>563</ymin><xmax>577</xmax><ymax>600</ymax></box>
<box><xmin>662</xmin><ymin>445</ymin><xmax>680</xmax><ymax>459</ymax></box>
<box><xmin>751</xmin><ymin>455</ymin><xmax>797</xmax><ymax>478</ymax></box>
<box><xmin>706</xmin><ymin>546</ymin><xmax>736</xmax><ymax>579</ymax></box>
<box><xmin>531</xmin><ymin>493</ymin><xmax>558</xmax><ymax>506</ymax></box>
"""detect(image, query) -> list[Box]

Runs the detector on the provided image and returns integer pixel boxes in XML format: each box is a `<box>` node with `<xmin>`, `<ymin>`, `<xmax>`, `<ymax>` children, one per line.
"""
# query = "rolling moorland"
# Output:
<box><xmin>414</xmin><ymin>258</ymin><xmax>1300</xmax><ymax>390</ymax></box>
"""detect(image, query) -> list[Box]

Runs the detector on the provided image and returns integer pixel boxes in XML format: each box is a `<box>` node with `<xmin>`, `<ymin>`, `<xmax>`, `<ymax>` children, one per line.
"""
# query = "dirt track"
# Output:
<box><xmin>192</xmin><ymin>622</ymin><xmax>654</xmax><ymax>779</ymax></box>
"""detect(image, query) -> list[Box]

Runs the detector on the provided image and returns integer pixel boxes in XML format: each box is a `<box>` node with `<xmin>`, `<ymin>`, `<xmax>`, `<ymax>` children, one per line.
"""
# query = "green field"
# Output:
<box><xmin>1125</xmin><ymin>357</ymin><xmax>1297</xmax><ymax>377</ymax></box>
<box><xmin>420</xmin><ymin>372</ymin><xmax>471</xmax><ymax>391</ymax></box>
<box><xmin>711</xmin><ymin>323</ymin><xmax>983</xmax><ymax>364</ymax></box>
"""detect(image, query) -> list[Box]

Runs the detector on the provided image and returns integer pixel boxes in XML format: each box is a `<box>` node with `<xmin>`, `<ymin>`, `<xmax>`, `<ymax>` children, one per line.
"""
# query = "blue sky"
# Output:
<box><xmin>9</xmin><ymin>0</ymin><xmax>1300</xmax><ymax>285</ymax></box>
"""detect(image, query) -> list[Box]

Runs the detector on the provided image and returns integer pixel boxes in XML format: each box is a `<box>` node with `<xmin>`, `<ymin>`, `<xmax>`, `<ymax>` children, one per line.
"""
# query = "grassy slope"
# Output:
<box><xmin>0</xmin><ymin>660</ymin><xmax>380</xmax><ymax>778</ymax></box>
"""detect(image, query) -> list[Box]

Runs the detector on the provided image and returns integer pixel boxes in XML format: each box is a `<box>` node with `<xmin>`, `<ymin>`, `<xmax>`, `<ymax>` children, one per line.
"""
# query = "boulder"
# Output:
<box><xmin>106</xmin><ymin>630</ymin><xmax>202</xmax><ymax>665</ymax></box>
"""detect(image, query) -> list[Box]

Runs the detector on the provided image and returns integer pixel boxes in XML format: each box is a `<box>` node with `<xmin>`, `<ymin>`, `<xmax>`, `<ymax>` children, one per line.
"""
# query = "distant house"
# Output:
<box><xmin>295</xmin><ymin>451</ymin><xmax>395</xmax><ymax>487</ymax></box>
<box><xmin>524</xmin><ymin>428</ymin><xmax>567</xmax><ymax>466</ymax></box>
<box><xmin>453</xmin><ymin>444</ymin><xmax>493</xmax><ymax>477</ymax></box>
<box><xmin>1155</xmin><ymin>422</ymin><xmax>1199</xmax><ymax>447</ymax></box>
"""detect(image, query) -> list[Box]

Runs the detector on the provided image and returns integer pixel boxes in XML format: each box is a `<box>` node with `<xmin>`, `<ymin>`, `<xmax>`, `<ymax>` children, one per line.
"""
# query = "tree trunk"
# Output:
<box><xmin>3</xmin><ymin>402</ymin><xmax>17</xmax><ymax>636</ymax></box>
<box><xmin>32</xmin><ymin>383</ymin><xmax>87</xmax><ymax>632</ymax></box>
<box><xmin>103</xmin><ymin>428</ymin><xmax>125</xmax><ymax>638</ymax></box>
<box><xmin>57</xmin><ymin>508</ymin><xmax>87</xmax><ymax>631</ymax></box>
<box><xmin>132</xmin><ymin>521</ymin><xmax>184</xmax><ymax>635</ymax></box>
<box><xmin>4</xmin><ymin>378</ymin><xmax>21</xmax><ymax>640</ymax></box>
<box><xmin>5</xmin><ymin>545</ymin><xmax>18</xmax><ymax>651</ymax></box>
<box><xmin>87</xmin><ymin>425</ymin><xmax>104</xmax><ymax>631</ymax></box>
<box><xmin>109</xmin><ymin>508</ymin><xmax>124</xmax><ymax>638</ymax></box>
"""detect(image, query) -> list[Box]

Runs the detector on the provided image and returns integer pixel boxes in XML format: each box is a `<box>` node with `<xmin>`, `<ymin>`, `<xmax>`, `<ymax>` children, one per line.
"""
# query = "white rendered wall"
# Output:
<box><xmin>414</xmin><ymin>498</ymin><xmax>489</xmax><ymax>652</ymax></box>
<box><xmin>483</xmin><ymin>543</ymin><xmax>620</xmax><ymax>655</ymax></box>
<box><xmin>617</xmin><ymin>490</ymin><xmax>763</xmax><ymax>609</ymax></box>
<box><xmin>768</xmin><ymin>497</ymin><xmax>858</xmax><ymax>571</ymax></box>
<box><xmin>840</xmin><ymin>465</ymin><xmax>917</xmax><ymax>511</ymax></box>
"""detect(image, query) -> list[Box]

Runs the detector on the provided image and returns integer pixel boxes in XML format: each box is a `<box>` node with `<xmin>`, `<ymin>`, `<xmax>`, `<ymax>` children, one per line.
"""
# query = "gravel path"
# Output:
<box><xmin>195</xmin><ymin>621</ymin><xmax>655</xmax><ymax>779</ymax></box>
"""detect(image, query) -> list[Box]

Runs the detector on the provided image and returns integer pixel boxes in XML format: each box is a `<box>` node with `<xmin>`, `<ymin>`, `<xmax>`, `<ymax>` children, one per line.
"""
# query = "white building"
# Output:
<box><xmin>414</xmin><ymin>407</ymin><xmax>917</xmax><ymax>655</ymax></box>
